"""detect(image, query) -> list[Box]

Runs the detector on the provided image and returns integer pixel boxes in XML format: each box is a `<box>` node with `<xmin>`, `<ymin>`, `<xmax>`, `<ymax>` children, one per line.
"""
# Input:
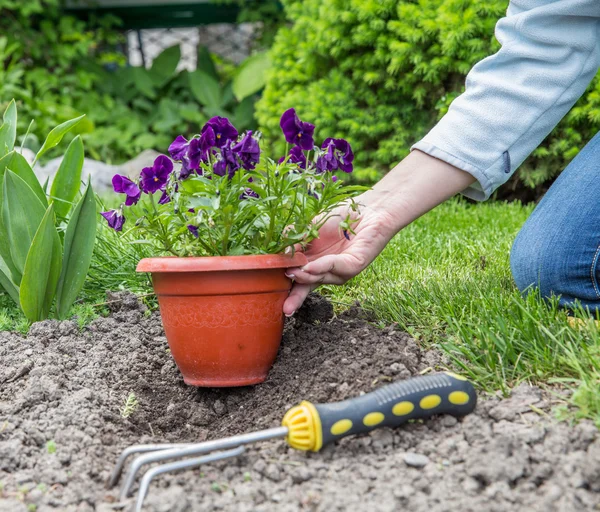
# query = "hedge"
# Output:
<box><xmin>256</xmin><ymin>0</ymin><xmax>600</xmax><ymax>196</ymax></box>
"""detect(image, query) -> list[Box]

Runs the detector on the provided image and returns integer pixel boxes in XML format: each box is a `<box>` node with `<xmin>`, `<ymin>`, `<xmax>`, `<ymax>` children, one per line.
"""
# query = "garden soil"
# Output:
<box><xmin>1</xmin><ymin>293</ymin><xmax>599</xmax><ymax>512</ymax></box>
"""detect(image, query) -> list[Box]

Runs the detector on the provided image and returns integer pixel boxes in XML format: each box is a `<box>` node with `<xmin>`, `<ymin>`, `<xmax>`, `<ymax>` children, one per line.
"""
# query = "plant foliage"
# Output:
<box><xmin>0</xmin><ymin>101</ymin><xmax>97</xmax><ymax>322</ymax></box>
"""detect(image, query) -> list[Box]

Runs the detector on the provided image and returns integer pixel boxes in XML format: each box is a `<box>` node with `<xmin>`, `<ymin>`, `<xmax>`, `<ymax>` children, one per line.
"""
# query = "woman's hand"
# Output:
<box><xmin>283</xmin><ymin>199</ymin><xmax>397</xmax><ymax>315</ymax></box>
<box><xmin>283</xmin><ymin>150</ymin><xmax>477</xmax><ymax>316</ymax></box>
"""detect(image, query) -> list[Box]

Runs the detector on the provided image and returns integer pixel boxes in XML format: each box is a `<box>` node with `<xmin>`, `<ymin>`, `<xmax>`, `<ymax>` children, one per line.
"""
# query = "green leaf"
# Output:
<box><xmin>150</xmin><ymin>45</ymin><xmax>181</xmax><ymax>86</ymax></box>
<box><xmin>19</xmin><ymin>204</ymin><xmax>62</xmax><ymax>322</ymax></box>
<box><xmin>35</xmin><ymin>115</ymin><xmax>85</xmax><ymax>163</ymax></box>
<box><xmin>232</xmin><ymin>52</ymin><xmax>271</xmax><ymax>101</ymax></box>
<box><xmin>132</xmin><ymin>67</ymin><xmax>156</xmax><ymax>99</ymax></box>
<box><xmin>3</xmin><ymin>171</ymin><xmax>47</xmax><ymax>275</ymax></box>
<box><xmin>55</xmin><ymin>181</ymin><xmax>97</xmax><ymax>319</ymax></box>
<box><xmin>197</xmin><ymin>46</ymin><xmax>219</xmax><ymax>81</ymax></box>
<box><xmin>233</xmin><ymin>96</ymin><xmax>256</xmax><ymax>130</ymax></box>
<box><xmin>189</xmin><ymin>70</ymin><xmax>222</xmax><ymax>108</ymax></box>
<box><xmin>0</xmin><ymin>151</ymin><xmax>47</xmax><ymax>206</ymax></box>
<box><xmin>50</xmin><ymin>136</ymin><xmax>84</xmax><ymax>218</ymax></box>
<box><xmin>0</xmin><ymin>263</ymin><xmax>19</xmax><ymax>304</ymax></box>
<box><xmin>0</xmin><ymin>100</ymin><xmax>17</xmax><ymax>157</ymax></box>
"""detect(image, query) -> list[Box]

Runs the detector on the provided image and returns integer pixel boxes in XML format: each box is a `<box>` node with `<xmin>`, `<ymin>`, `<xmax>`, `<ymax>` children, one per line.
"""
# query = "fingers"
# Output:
<box><xmin>283</xmin><ymin>283</ymin><xmax>316</xmax><ymax>316</ymax></box>
<box><xmin>286</xmin><ymin>254</ymin><xmax>359</xmax><ymax>285</ymax></box>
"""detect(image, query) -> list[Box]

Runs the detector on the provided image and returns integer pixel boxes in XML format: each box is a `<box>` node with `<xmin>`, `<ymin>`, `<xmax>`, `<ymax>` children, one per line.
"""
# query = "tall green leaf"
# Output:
<box><xmin>0</xmin><ymin>100</ymin><xmax>17</xmax><ymax>157</ymax></box>
<box><xmin>150</xmin><ymin>45</ymin><xmax>181</xmax><ymax>86</ymax></box>
<box><xmin>232</xmin><ymin>52</ymin><xmax>271</xmax><ymax>101</ymax></box>
<box><xmin>55</xmin><ymin>180</ymin><xmax>97</xmax><ymax>319</ymax></box>
<box><xmin>0</xmin><ymin>264</ymin><xmax>19</xmax><ymax>304</ymax></box>
<box><xmin>0</xmin><ymin>151</ymin><xmax>47</xmax><ymax>206</ymax></box>
<box><xmin>35</xmin><ymin>115</ymin><xmax>85</xmax><ymax>163</ymax></box>
<box><xmin>3</xmin><ymin>171</ymin><xmax>47</xmax><ymax>275</ymax></box>
<box><xmin>19</xmin><ymin>205</ymin><xmax>62</xmax><ymax>322</ymax></box>
<box><xmin>197</xmin><ymin>46</ymin><xmax>219</xmax><ymax>81</ymax></box>
<box><xmin>50</xmin><ymin>135</ymin><xmax>84</xmax><ymax>218</ymax></box>
<box><xmin>189</xmin><ymin>70</ymin><xmax>222</xmax><ymax>108</ymax></box>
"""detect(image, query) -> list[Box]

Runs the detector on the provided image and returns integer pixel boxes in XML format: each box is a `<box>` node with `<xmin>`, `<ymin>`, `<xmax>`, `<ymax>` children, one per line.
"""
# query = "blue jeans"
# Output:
<box><xmin>511</xmin><ymin>130</ymin><xmax>600</xmax><ymax>311</ymax></box>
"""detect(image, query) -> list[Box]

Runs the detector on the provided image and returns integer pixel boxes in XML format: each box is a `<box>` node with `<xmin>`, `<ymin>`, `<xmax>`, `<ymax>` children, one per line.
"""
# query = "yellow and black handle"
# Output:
<box><xmin>282</xmin><ymin>372</ymin><xmax>476</xmax><ymax>452</ymax></box>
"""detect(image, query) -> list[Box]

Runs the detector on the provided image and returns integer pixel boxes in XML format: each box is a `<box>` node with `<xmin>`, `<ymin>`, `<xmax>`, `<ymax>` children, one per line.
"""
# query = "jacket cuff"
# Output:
<box><xmin>411</xmin><ymin>141</ymin><xmax>494</xmax><ymax>201</ymax></box>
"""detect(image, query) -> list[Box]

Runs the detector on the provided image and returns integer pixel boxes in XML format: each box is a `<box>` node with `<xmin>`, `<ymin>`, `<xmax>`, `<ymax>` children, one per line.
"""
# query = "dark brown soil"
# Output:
<box><xmin>0</xmin><ymin>293</ymin><xmax>599</xmax><ymax>512</ymax></box>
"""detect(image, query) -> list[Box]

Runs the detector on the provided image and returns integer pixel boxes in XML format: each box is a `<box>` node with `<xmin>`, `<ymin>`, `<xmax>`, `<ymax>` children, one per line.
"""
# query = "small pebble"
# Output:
<box><xmin>403</xmin><ymin>452</ymin><xmax>430</xmax><ymax>468</ymax></box>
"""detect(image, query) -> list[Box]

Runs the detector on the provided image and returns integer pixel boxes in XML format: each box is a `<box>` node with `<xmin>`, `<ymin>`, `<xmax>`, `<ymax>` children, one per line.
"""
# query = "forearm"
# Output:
<box><xmin>360</xmin><ymin>150</ymin><xmax>475</xmax><ymax>236</ymax></box>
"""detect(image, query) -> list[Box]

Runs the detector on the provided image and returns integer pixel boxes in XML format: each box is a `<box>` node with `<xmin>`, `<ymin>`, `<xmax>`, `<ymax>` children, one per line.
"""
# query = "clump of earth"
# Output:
<box><xmin>1</xmin><ymin>293</ymin><xmax>598</xmax><ymax>512</ymax></box>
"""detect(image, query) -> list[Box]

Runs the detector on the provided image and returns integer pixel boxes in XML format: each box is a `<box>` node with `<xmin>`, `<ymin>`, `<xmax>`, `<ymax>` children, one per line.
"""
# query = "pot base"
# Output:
<box><xmin>183</xmin><ymin>374</ymin><xmax>267</xmax><ymax>387</ymax></box>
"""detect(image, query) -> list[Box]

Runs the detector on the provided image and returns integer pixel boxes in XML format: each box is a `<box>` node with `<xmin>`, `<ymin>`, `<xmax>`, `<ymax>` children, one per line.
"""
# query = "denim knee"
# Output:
<box><xmin>510</xmin><ymin>222</ymin><xmax>562</xmax><ymax>298</ymax></box>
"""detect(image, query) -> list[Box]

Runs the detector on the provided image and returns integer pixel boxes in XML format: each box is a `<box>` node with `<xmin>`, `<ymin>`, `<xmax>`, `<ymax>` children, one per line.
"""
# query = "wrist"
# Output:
<box><xmin>359</xmin><ymin>150</ymin><xmax>476</xmax><ymax>233</ymax></box>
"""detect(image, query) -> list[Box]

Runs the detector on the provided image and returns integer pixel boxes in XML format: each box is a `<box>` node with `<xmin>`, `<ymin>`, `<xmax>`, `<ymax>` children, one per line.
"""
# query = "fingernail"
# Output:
<box><xmin>285</xmin><ymin>273</ymin><xmax>295</xmax><ymax>278</ymax></box>
<box><xmin>285</xmin><ymin>311</ymin><xmax>295</xmax><ymax>318</ymax></box>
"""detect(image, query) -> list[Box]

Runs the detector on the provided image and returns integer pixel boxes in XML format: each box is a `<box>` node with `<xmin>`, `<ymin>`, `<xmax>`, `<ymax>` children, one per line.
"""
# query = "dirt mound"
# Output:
<box><xmin>0</xmin><ymin>293</ymin><xmax>598</xmax><ymax>512</ymax></box>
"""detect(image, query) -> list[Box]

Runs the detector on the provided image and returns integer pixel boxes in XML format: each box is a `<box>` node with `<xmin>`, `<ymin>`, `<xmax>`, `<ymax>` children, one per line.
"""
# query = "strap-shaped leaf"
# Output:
<box><xmin>0</xmin><ymin>150</ymin><xmax>47</xmax><ymax>206</ymax></box>
<box><xmin>0</xmin><ymin>264</ymin><xmax>19</xmax><ymax>304</ymax></box>
<box><xmin>55</xmin><ymin>180</ymin><xmax>97</xmax><ymax>319</ymax></box>
<box><xmin>3</xmin><ymin>170</ymin><xmax>47</xmax><ymax>275</ymax></box>
<box><xmin>35</xmin><ymin>115</ymin><xmax>85</xmax><ymax>163</ymax></box>
<box><xmin>232</xmin><ymin>52</ymin><xmax>270</xmax><ymax>101</ymax></box>
<box><xmin>50</xmin><ymin>135</ymin><xmax>84</xmax><ymax>218</ymax></box>
<box><xmin>189</xmin><ymin>70</ymin><xmax>222</xmax><ymax>108</ymax></box>
<box><xmin>0</xmin><ymin>100</ymin><xmax>17</xmax><ymax>157</ymax></box>
<box><xmin>19</xmin><ymin>204</ymin><xmax>62</xmax><ymax>322</ymax></box>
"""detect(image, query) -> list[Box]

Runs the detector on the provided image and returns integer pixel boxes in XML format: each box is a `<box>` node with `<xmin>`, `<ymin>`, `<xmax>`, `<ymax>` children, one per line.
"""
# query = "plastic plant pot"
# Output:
<box><xmin>137</xmin><ymin>253</ymin><xmax>307</xmax><ymax>387</ymax></box>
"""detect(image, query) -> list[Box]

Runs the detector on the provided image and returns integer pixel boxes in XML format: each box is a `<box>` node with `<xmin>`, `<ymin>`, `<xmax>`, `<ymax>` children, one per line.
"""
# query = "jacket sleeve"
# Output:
<box><xmin>411</xmin><ymin>0</ymin><xmax>600</xmax><ymax>201</ymax></box>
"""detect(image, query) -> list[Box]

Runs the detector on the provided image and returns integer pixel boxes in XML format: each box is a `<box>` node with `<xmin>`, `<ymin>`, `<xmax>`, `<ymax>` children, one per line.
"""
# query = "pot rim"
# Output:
<box><xmin>136</xmin><ymin>252</ymin><xmax>308</xmax><ymax>273</ymax></box>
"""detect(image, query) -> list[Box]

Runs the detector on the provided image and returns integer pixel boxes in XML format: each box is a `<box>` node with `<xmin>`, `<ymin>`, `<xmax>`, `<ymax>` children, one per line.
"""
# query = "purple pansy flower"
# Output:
<box><xmin>187</xmin><ymin>225</ymin><xmax>199</xmax><ymax>238</ymax></box>
<box><xmin>279</xmin><ymin>108</ymin><xmax>315</xmax><ymax>150</ymax></box>
<box><xmin>279</xmin><ymin>145</ymin><xmax>307</xmax><ymax>170</ymax></box>
<box><xmin>232</xmin><ymin>130</ymin><xmax>260</xmax><ymax>170</ymax></box>
<box><xmin>213</xmin><ymin>141</ymin><xmax>240</xmax><ymax>178</ymax></box>
<box><xmin>158</xmin><ymin>190</ymin><xmax>170</xmax><ymax>204</ymax></box>
<box><xmin>202</xmin><ymin>116</ymin><xmax>238</xmax><ymax>148</ymax></box>
<box><xmin>101</xmin><ymin>209</ymin><xmax>125</xmax><ymax>231</ymax></box>
<box><xmin>343</xmin><ymin>230</ymin><xmax>351</xmax><ymax>240</ymax></box>
<box><xmin>332</xmin><ymin>175</ymin><xmax>338</xmax><ymax>182</ymax></box>
<box><xmin>168</xmin><ymin>135</ymin><xmax>189</xmax><ymax>161</ymax></box>
<box><xmin>185</xmin><ymin>138</ymin><xmax>205</xmax><ymax>172</ymax></box>
<box><xmin>112</xmin><ymin>174</ymin><xmax>141</xmax><ymax>206</ymax></box>
<box><xmin>140</xmin><ymin>155</ymin><xmax>173</xmax><ymax>194</ymax></box>
<box><xmin>316</xmin><ymin>138</ymin><xmax>354</xmax><ymax>173</ymax></box>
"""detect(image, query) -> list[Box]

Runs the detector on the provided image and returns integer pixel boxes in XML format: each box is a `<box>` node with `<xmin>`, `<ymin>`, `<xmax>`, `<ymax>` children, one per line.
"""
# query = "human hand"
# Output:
<box><xmin>282</xmin><ymin>197</ymin><xmax>397</xmax><ymax>316</ymax></box>
<box><xmin>282</xmin><ymin>149</ymin><xmax>477</xmax><ymax>316</ymax></box>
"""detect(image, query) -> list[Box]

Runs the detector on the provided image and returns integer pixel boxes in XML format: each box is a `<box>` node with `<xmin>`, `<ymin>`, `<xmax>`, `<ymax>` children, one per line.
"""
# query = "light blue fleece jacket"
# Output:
<box><xmin>412</xmin><ymin>0</ymin><xmax>600</xmax><ymax>201</ymax></box>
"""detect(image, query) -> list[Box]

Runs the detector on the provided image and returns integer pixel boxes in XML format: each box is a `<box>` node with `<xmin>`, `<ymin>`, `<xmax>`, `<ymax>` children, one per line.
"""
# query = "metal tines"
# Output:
<box><xmin>108</xmin><ymin>426</ymin><xmax>288</xmax><ymax>512</ymax></box>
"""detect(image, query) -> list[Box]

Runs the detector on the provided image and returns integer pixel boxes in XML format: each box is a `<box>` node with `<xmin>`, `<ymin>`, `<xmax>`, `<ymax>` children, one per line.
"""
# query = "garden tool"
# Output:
<box><xmin>109</xmin><ymin>372</ymin><xmax>476</xmax><ymax>511</ymax></box>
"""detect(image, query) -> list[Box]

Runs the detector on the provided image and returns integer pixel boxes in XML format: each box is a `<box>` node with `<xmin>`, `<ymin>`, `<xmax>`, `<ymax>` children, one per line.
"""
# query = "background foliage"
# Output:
<box><xmin>257</xmin><ymin>0</ymin><xmax>600</xmax><ymax>196</ymax></box>
<box><xmin>0</xmin><ymin>0</ymin><xmax>267</xmax><ymax>165</ymax></box>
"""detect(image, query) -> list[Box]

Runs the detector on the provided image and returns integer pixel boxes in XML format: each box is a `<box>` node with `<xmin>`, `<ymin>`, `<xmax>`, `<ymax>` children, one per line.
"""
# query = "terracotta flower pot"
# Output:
<box><xmin>137</xmin><ymin>253</ymin><xmax>307</xmax><ymax>387</ymax></box>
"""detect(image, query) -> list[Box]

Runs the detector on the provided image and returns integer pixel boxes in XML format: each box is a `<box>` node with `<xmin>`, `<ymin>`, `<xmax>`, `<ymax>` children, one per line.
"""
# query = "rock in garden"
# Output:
<box><xmin>403</xmin><ymin>452</ymin><xmax>430</xmax><ymax>468</ymax></box>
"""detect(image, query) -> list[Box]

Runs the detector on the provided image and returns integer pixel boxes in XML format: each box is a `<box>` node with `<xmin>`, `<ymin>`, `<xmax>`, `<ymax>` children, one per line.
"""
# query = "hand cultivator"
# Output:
<box><xmin>109</xmin><ymin>372</ymin><xmax>476</xmax><ymax>511</ymax></box>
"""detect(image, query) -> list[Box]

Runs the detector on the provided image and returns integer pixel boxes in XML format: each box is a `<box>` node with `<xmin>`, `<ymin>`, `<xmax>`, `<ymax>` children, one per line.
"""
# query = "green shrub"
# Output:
<box><xmin>257</xmin><ymin>0</ymin><xmax>600</xmax><ymax>195</ymax></box>
<box><xmin>0</xmin><ymin>2</ymin><xmax>269</xmax><ymax>164</ymax></box>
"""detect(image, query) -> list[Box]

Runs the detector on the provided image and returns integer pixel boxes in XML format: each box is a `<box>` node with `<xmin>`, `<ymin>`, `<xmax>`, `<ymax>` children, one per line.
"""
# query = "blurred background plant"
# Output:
<box><xmin>0</xmin><ymin>0</ymin><xmax>270</xmax><ymax>165</ymax></box>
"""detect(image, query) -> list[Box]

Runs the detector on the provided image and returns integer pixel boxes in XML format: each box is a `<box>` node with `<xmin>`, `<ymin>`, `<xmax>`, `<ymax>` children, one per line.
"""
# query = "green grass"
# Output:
<box><xmin>324</xmin><ymin>198</ymin><xmax>600</xmax><ymax>424</ymax></box>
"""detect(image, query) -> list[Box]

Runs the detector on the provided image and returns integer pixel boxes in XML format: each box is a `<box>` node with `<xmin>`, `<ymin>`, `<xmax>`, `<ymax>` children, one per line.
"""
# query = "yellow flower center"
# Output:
<box><xmin>217</xmin><ymin>134</ymin><xmax>221</xmax><ymax>139</ymax></box>
<box><xmin>154</xmin><ymin>177</ymin><xmax>159</xmax><ymax>182</ymax></box>
<box><xmin>297</xmin><ymin>133</ymin><xmax>302</xmax><ymax>138</ymax></box>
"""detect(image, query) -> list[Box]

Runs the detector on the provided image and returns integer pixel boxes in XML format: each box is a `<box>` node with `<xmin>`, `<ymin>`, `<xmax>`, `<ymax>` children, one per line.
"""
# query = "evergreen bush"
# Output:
<box><xmin>257</xmin><ymin>0</ymin><xmax>600</xmax><ymax>195</ymax></box>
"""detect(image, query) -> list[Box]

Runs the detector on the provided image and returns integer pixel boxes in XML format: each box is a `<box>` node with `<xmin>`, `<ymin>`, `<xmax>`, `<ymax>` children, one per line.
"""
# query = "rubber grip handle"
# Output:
<box><xmin>314</xmin><ymin>372</ymin><xmax>476</xmax><ymax>449</ymax></box>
